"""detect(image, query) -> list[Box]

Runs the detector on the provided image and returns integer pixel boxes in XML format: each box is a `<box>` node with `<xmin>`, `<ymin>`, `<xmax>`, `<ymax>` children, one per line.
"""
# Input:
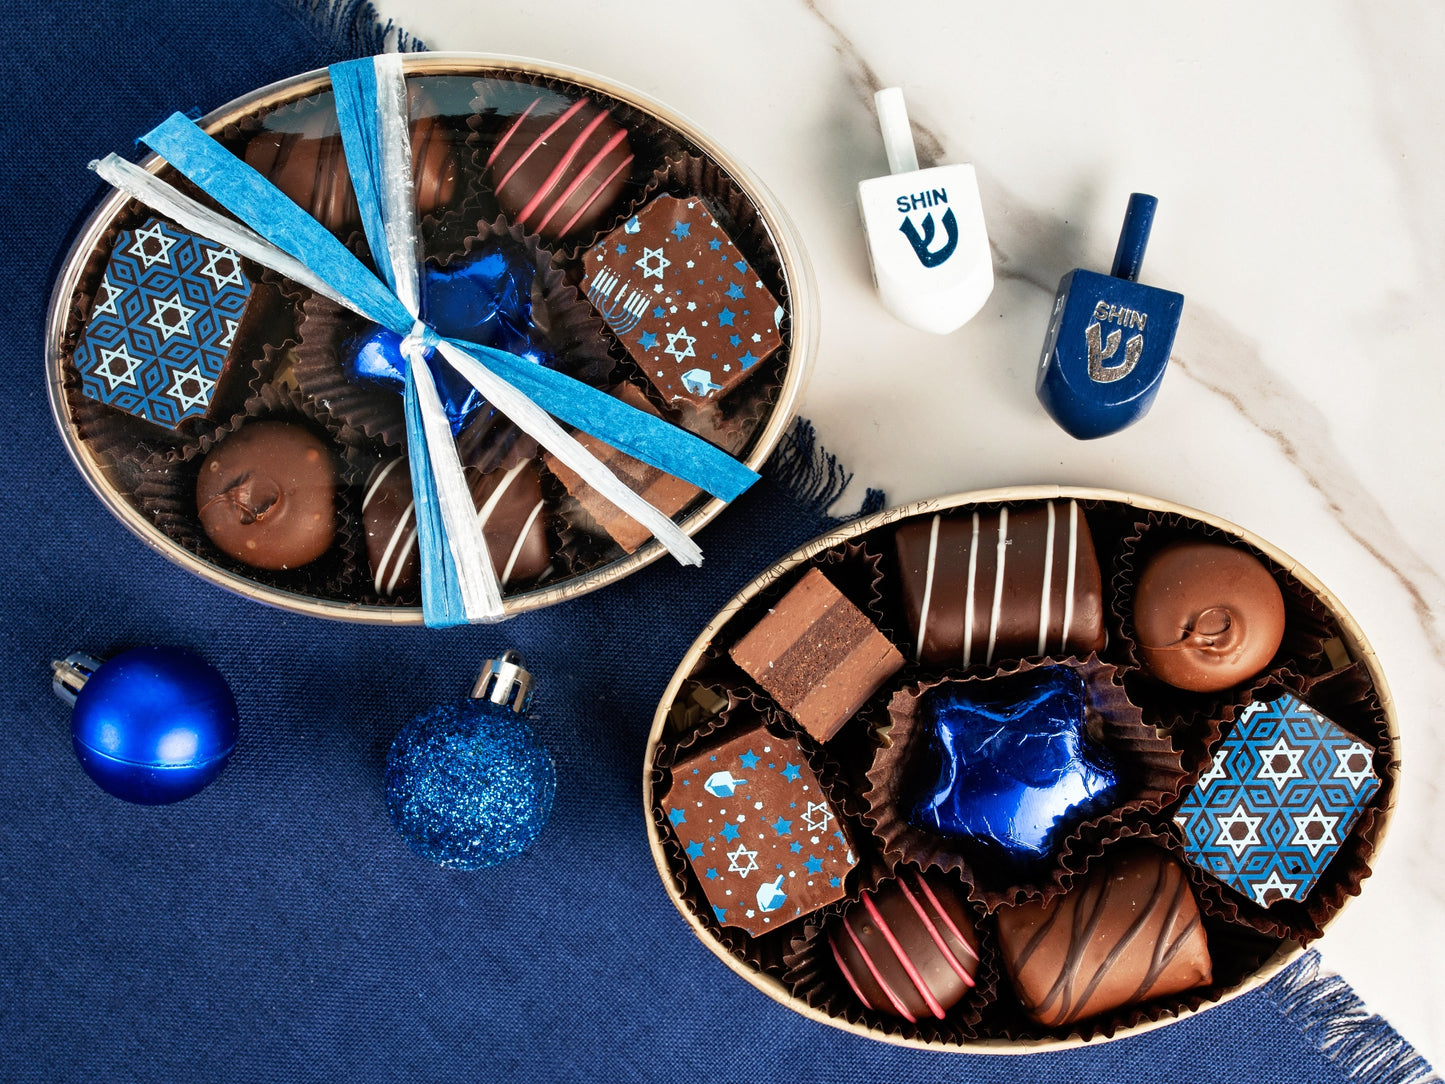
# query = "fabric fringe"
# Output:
<box><xmin>762</xmin><ymin>418</ymin><xmax>885</xmax><ymax>526</ymax></box>
<box><xmin>1264</xmin><ymin>951</ymin><xmax>1440</xmax><ymax>1083</ymax></box>
<box><xmin>292</xmin><ymin>0</ymin><xmax>428</xmax><ymax>55</ymax></box>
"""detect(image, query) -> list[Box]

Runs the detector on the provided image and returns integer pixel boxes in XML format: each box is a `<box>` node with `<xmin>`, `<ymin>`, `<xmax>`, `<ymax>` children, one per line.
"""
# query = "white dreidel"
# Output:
<box><xmin>857</xmin><ymin>87</ymin><xmax>993</xmax><ymax>334</ymax></box>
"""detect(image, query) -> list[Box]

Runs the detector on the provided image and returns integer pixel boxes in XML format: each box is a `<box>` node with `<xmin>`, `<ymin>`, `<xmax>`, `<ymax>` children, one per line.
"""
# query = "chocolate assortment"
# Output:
<box><xmin>53</xmin><ymin>67</ymin><xmax>801</xmax><ymax>616</ymax></box>
<box><xmin>649</xmin><ymin>495</ymin><xmax>1394</xmax><ymax>1046</ymax></box>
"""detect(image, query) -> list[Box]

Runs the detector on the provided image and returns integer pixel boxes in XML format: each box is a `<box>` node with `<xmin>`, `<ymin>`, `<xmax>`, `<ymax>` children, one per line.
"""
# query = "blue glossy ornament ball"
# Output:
<box><xmin>69</xmin><ymin>646</ymin><xmax>239</xmax><ymax>805</ymax></box>
<box><xmin>384</xmin><ymin>698</ymin><xmax>555</xmax><ymax>870</ymax></box>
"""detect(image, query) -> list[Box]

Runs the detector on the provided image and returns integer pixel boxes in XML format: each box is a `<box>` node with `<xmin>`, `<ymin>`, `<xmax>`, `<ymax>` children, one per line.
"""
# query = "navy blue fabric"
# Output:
<box><xmin>0</xmin><ymin>2</ymin><xmax>1409</xmax><ymax>1080</ymax></box>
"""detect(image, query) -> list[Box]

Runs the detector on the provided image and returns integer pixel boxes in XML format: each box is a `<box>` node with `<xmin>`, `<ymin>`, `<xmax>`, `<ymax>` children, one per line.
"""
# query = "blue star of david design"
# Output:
<box><xmin>726</xmin><ymin>844</ymin><xmax>759</xmax><ymax>877</ymax></box>
<box><xmin>664</xmin><ymin>327</ymin><xmax>697</xmax><ymax>363</ymax></box>
<box><xmin>128</xmin><ymin>220</ymin><xmax>178</xmax><ymax>269</ymax></box>
<box><xmin>198</xmin><ymin>245</ymin><xmax>245</xmax><ymax>292</ymax></box>
<box><xmin>635</xmin><ymin>246</ymin><xmax>671</xmax><ymax>279</ymax></box>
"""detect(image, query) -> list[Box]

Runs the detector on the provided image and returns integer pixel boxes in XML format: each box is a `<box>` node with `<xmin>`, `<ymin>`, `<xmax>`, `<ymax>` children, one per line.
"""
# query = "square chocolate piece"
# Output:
<box><xmin>729</xmin><ymin>567</ymin><xmax>904</xmax><ymax>742</ymax></box>
<box><xmin>894</xmin><ymin>501</ymin><xmax>1106</xmax><ymax>668</ymax></box>
<box><xmin>668</xmin><ymin>725</ymin><xmax>855</xmax><ymax>936</ymax></box>
<box><xmin>543</xmin><ymin>382</ymin><xmax>700</xmax><ymax>553</ymax></box>
<box><xmin>1172</xmin><ymin>693</ymin><xmax>1380</xmax><ymax>906</ymax></box>
<box><xmin>72</xmin><ymin>217</ymin><xmax>258</xmax><ymax>430</ymax></box>
<box><xmin>581</xmin><ymin>195</ymin><xmax>782</xmax><ymax>407</ymax></box>
<box><xmin>996</xmin><ymin>848</ymin><xmax>1213</xmax><ymax>1027</ymax></box>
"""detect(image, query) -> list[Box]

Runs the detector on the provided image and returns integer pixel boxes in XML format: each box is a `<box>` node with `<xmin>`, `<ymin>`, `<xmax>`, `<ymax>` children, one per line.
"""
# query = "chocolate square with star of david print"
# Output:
<box><xmin>1172</xmin><ymin>693</ymin><xmax>1380</xmax><ymax>906</ymax></box>
<box><xmin>72</xmin><ymin>217</ymin><xmax>257</xmax><ymax>430</ymax></box>
<box><xmin>581</xmin><ymin>194</ymin><xmax>783</xmax><ymax>407</ymax></box>
<box><xmin>667</xmin><ymin>724</ymin><xmax>855</xmax><ymax>937</ymax></box>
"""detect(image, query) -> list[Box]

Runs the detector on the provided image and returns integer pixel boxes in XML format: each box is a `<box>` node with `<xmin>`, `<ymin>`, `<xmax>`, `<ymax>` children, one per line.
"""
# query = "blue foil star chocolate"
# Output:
<box><xmin>669</xmin><ymin>725</ymin><xmax>855</xmax><ymax>937</ymax></box>
<box><xmin>581</xmin><ymin>195</ymin><xmax>783</xmax><ymax>406</ymax></box>
<box><xmin>343</xmin><ymin>245</ymin><xmax>551</xmax><ymax>435</ymax></box>
<box><xmin>910</xmin><ymin>667</ymin><xmax>1119</xmax><ymax>860</ymax></box>
<box><xmin>73</xmin><ymin>218</ymin><xmax>255</xmax><ymax>429</ymax></box>
<box><xmin>1173</xmin><ymin>693</ymin><xmax>1380</xmax><ymax>906</ymax></box>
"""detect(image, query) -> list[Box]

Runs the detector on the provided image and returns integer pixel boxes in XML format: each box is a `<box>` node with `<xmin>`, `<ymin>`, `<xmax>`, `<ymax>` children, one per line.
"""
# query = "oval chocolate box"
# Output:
<box><xmin>45</xmin><ymin>53</ymin><xmax>816</xmax><ymax>623</ymax></box>
<box><xmin>643</xmin><ymin>486</ymin><xmax>1398</xmax><ymax>1052</ymax></box>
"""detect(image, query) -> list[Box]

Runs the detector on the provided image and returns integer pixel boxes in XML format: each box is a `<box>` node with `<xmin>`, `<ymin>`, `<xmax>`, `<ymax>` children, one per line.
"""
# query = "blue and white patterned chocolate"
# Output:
<box><xmin>911</xmin><ymin>666</ymin><xmax>1119</xmax><ymax>860</ymax></box>
<box><xmin>73</xmin><ymin>218</ymin><xmax>253</xmax><ymax>429</ymax></box>
<box><xmin>1173</xmin><ymin>693</ymin><xmax>1380</xmax><ymax>906</ymax></box>
<box><xmin>669</xmin><ymin>725</ymin><xmax>855</xmax><ymax>937</ymax></box>
<box><xmin>343</xmin><ymin>245</ymin><xmax>551</xmax><ymax>435</ymax></box>
<box><xmin>581</xmin><ymin>195</ymin><xmax>783</xmax><ymax>406</ymax></box>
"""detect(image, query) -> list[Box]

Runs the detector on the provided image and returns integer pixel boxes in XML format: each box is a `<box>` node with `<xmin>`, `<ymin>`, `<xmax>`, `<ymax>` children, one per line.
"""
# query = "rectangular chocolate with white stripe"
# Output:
<box><xmin>894</xmin><ymin>501</ymin><xmax>1105</xmax><ymax>668</ymax></box>
<box><xmin>728</xmin><ymin>567</ymin><xmax>904</xmax><ymax>742</ymax></box>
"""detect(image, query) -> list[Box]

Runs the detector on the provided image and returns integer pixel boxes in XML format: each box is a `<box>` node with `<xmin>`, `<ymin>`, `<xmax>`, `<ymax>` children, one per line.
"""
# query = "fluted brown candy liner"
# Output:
<box><xmin>864</xmin><ymin>655</ymin><xmax>1187</xmax><ymax>913</ymax></box>
<box><xmin>292</xmin><ymin>216</ymin><xmax>613</xmax><ymax>454</ymax></box>
<box><xmin>650</xmin><ymin>699</ymin><xmax>864</xmax><ymax>975</ymax></box>
<box><xmin>984</xmin><ymin>822</ymin><xmax>1282</xmax><ymax>1044</ymax></box>
<box><xmin>1110</xmin><ymin>511</ymin><xmax>1335</xmax><ymax>746</ymax></box>
<box><xmin>780</xmin><ymin>862</ymin><xmax>999</xmax><ymax>1045</ymax></box>
<box><xmin>466</xmin><ymin>73</ymin><xmax>680</xmax><ymax>262</ymax></box>
<box><xmin>58</xmin><ymin>200</ymin><xmax>296</xmax><ymax>469</ymax></box>
<box><xmin>1159</xmin><ymin>667</ymin><xmax>1395</xmax><ymax>944</ymax></box>
<box><xmin>127</xmin><ymin>383</ymin><xmax>367</xmax><ymax>602</ymax></box>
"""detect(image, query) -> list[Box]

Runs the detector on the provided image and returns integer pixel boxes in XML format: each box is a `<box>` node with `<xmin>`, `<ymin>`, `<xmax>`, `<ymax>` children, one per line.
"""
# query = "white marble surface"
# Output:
<box><xmin>378</xmin><ymin>0</ymin><xmax>1445</xmax><ymax>1063</ymax></box>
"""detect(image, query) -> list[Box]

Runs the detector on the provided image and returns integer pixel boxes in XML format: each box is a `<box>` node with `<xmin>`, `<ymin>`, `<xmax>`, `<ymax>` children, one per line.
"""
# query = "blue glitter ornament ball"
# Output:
<box><xmin>53</xmin><ymin>646</ymin><xmax>240</xmax><ymax>805</ymax></box>
<box><xmin>384</xmin><ymin>653</ymin><xmax>555</xmax><ymax>870</ymax></box>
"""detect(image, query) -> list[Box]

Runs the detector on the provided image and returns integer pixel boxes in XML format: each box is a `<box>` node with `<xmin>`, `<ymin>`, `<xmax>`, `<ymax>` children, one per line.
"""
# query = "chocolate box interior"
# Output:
<box><xmin>45</xmin><ymin>55</ymin><xmax>814</xmax><ymax>623</ymax></box>
<box><xmin>643</xmin><ymin>486</ymin><xmax>1398</xmax><ymax>1052</ymax></box>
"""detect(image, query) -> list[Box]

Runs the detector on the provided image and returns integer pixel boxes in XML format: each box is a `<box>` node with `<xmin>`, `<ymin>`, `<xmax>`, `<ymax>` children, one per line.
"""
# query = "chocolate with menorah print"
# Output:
<box><xmin>580</xmin><ymin>194</ymin><xmax>782</xmax><ymax>408</ymax></box>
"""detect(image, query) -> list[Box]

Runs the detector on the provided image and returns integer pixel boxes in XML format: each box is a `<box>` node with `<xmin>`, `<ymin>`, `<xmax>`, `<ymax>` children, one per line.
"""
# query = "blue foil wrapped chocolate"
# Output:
<box><xmin>909</xmin><ymin>666</ymin><xmax>1119</xmax><ymax>860</ymax></box>
<box><xmin>1172</xmin><ymin>692</ymin><xmax>1380</xmax><ymax>906</ymax></box>
<box><xmin>343</xmin><ymin>244</ymin><xmax>551</xmax><ymax>435</ymax></box>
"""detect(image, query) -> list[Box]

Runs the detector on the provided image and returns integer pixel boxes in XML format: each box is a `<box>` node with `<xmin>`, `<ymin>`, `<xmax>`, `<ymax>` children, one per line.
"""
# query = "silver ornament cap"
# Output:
<box><xmin>470</xmin><ymin>650</ymin><xmax>533</xmax><ymax>714</ymax></box>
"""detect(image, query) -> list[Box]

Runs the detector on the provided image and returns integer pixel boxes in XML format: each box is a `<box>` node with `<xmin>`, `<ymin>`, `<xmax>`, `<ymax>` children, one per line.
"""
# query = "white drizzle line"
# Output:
<box><xmin>963</xmin><ymin>512</ymin><xmax>980</xmax><ymax>667</ymax></box>
<box><xmin>363</xmin><ymin>457</ymin><xmax>404</xmax><ymax>510</ymax></box>
<box><xmin>1037</xmin><ymin>500</ymin><xmax>1056</xmax><ymax>656</ymax></box>
<box><xmin>1062</xmin><ymin>500</ymin><xmax>1079</xmax><ymax>653</ymax></box>
<box><xmin>986</xmin><ymin>507</ymin><xmax>1008</xmax><ymax>666</ymax></box>
<box><xmin>501</xmin><ymin>499</ymin><xmax>546</xmax><ymax>587</ymax></box>
<box><xmin>915</xmin><ymin>514</ymin><xmax>941</xmax><ymax>663</ymax></box>
<box><xmin>473</xmin><ymin>461</ymin><xmax>525</xmax><ymax>536</ymax></box>
<box><xmin>380</xmin><ymin>501</ymin><xmax>416</xmax><ymax>597</ymax></box>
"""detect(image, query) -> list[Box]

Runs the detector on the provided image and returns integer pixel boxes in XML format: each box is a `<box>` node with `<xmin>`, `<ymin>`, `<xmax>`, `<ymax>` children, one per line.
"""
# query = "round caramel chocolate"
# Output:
<box><xmin>827</xmin><ymin>871</ymin><xmax>981</xmax><ymax>1022</ymax></box>
<box><xmin>1133</xmin><ymin>540</ymin><xmax>1285</xmax><ymax>692</ymax></box>
<box><xmin>196</xmin><ymin>421</ymin><xmax>338</xmax><ymax>570</ymax></box>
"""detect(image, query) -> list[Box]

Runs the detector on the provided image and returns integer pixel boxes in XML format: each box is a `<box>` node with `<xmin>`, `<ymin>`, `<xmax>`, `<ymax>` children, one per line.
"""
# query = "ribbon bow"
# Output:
<box><xmin>92</xmin><ymin>54</ymin><xmax>759</xmax><ymax>626</ymax></box>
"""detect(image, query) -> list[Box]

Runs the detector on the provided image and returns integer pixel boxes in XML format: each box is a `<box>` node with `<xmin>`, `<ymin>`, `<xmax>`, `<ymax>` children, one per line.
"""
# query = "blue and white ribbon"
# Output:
<box><xmin>91</xmin><ymin>54</ymin><xmax>759</xmax><ymax>626</ymax></box>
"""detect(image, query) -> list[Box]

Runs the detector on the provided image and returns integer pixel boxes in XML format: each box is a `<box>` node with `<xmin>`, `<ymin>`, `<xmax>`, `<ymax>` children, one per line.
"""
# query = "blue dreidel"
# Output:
<box><xmin>1035</xmin><ymin>194</ymin><xmax>1185</xmax><ymax>439</ymax></box>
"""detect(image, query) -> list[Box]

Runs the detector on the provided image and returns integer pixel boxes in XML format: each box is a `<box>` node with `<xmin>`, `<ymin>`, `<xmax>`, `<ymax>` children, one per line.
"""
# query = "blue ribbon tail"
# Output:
<box><xmin>329</xmin><ymin>58</ymin><xmax>398</xmax><ymax>293</ymax></box>
<box><xmin>449</xmin><ymin>339</ymin><xmax>761</xmax><ymax>502</ymax></box>
<box><xmin>404</xmin><ymin>369</ymin><xmax>468</xmax><ymax>628</ymax></box>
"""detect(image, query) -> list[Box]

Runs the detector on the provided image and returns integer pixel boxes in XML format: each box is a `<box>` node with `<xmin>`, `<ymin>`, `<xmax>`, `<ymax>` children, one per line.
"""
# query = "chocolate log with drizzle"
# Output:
<box><xmin>994</xmin><ymin>847</ymin><xmax>1212</xmax><ymax>1027</ymax></box>
<box><xmin>893</xmin><ymin>501</ymin><xmax>1106</xmax><ymax>668</ymax></box>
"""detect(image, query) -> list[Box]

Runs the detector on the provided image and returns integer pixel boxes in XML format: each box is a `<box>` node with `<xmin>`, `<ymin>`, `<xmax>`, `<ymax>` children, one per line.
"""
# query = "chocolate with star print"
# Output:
<box><xmin>1172</xmin><ymin>691</ymin><xmax>1380</xmax><ymax>906</ymax></box>
<box><xmin>72</xmin><ymin>217</ymin><xmax>261</xmax><ymax>431</ymax></box>
<box><xmin>581</xmin><ymin>195</ymin><xmax>783</xmax><ymax>407</ymax></box>
<box><xmin>667</xmin><ymin>723</ymin><xmax>856</xmax><ymax>937</ymax></box>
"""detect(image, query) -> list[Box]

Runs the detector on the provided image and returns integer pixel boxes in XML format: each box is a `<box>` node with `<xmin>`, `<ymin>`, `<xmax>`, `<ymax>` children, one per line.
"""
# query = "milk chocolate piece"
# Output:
<box><xmin>995</xmin><ymin>848</ymin><xmax>1212</xmax><ymax>1028</ymax></box>
<box><xmin>729</xmin><ymin>567</ymin><xmax>904</xmax><ymax>742</ymax></box>
<box><xmin>196</xmin><ymin>420</ymin><xmax>338</xmax><ymax>570</ymax></box>
<box><xmin>582</xmin><ymin>195</ymin><xmax>783</xmax><ymax>406</ymax></box>
<box><xmin>244</xmin><ymin>105</ymin><xmax>460</xmax><ymax>234</ymax></box>
<box><xmin>894</xmin><ymin>501</ymin><xmax>1105</xmax><ymax>668</ymax></box>
<box><xmin>362</xmin><ymin>456</ymin><xmax>551</xmax><ymax>597</ymax></box>
<box><xmin>827</xmin><ymin>871</ymin><xmax>981</xmax><ymax>1022</ymax></box>
<box><xmin>1133</xmin><ymin>540</ymin><xmax>1285</xmax><ymax>693</ymax></box>
<box><xmin>667</xmin><ymin>724</ymin><xmax>855</xmax><ymax>936</ymax></box>
<box><xmin>484</xmin><ymin>93</ymin><xmax>634</xmax><ymax>241</ymax></box>
<box><xmin>543</xmin><ymin>382</ymin><xmax>699</xmax><ymax>553</ymax></box>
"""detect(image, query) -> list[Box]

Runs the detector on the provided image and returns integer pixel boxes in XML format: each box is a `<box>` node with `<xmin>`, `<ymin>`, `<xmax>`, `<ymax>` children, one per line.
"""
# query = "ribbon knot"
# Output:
<box><xmin>400</xmin><ymin>320</ymin><xmax>440</xmax><ymax>367</ymax></box>
<box><xmin>90</xmin><ymin>53</ymin><xmax>760</xmax><ymax>627</ymax></box>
